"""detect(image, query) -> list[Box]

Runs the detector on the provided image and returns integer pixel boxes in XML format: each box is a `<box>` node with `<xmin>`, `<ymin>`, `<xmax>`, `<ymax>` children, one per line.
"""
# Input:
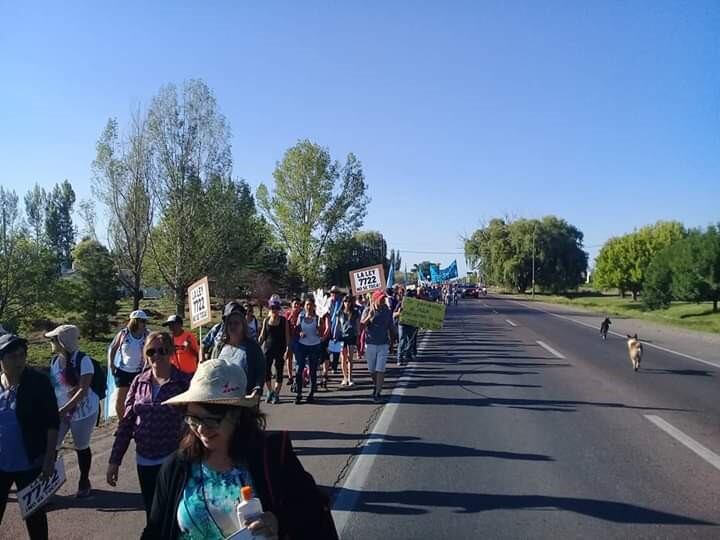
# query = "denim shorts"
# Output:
<box><xmin>365</xmin><ymin>343</ymin><xmax>389</xmax><ymax>373</ymax></box>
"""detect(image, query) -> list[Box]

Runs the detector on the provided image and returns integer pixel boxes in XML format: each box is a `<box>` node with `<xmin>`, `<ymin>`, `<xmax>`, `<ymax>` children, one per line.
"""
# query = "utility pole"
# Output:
<box><xmin>531</xmin><ymin>225</ymin><xmax>536</xmax><ymax>299</ymax></box>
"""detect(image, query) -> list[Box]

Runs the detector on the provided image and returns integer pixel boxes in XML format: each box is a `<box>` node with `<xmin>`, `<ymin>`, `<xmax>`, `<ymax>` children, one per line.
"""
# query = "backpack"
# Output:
<box><xmin>75</xmin><ymin>352</ymin><xmax>107</xmax><ymax>400</ymax></box>
<box><xmin>263</xmin><ymin>431</ymin><xmax>339</xmax><ymax>540</ymax></box>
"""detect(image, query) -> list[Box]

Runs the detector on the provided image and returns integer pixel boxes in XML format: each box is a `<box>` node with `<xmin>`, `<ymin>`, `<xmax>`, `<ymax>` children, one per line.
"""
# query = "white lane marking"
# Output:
<box><xmin>536</xmin><ymin>340</ymin><xmax>566</xmax><ymax>359</ymax></box>
<box><xmin>505</xmin><ymin>319</ymin><xmax>517</xmax><ymax>327</ymax></box>
<box><xmin>645</xmin><ymin>415</ymin><xmax>720</xmax><ymax>472</ymax></box>
<box><xmin>331</xmin><ymin>331</ymin><xmax>431</xmax><ymax>535</ymax></box>
<box><xmin>511</xmin><ymin>300</ymin><xmax>720</xmax><ymax>369</ymax></box>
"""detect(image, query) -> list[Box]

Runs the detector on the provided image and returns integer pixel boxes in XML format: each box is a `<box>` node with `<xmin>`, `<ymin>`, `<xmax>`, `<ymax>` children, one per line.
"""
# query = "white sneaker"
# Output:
<box><xmin>347</xmin><ymin>380</ymin><xmax>355</xmax><ymax>387</ymax></box>
<box><xmin>340</xmin><ymin>379</ymin><xmax>348</xmax><ymax>387</ymax></box>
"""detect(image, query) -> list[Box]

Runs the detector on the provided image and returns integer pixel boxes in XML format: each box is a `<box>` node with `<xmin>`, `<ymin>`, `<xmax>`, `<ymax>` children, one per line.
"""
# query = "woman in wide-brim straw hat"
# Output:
<box><xmin>144</xmin><ymin>359</ymin><xmax>338</xmax><ymax>540</ymax></box>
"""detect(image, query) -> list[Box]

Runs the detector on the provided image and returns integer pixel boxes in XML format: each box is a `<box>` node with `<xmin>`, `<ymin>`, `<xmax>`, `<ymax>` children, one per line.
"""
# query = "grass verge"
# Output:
<box><xmin>22</xmin><ymin>297</ymin><xmax>226</xmax><ymax>371</ymax></box>
<box><xmin>496</xmin><ymin>292</ymin><xmax>720</xmax><ymax>335</ymax></box>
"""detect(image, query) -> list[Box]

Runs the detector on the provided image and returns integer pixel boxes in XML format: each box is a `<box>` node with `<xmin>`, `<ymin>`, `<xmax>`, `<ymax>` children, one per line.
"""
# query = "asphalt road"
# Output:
<box><xmin>337</xmin><ymin>297</ymin><xmax>720</xmax><ymax>539</ymax></box>
<box><xmin>5</xmin><ymin>297</ymin><xmax>720</xmax><ymax>539</ymax></box>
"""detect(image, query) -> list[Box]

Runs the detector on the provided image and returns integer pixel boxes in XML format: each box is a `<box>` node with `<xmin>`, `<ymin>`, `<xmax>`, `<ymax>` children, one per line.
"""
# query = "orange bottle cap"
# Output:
<box><xmin>241</xmin><ymin>486</ymin><xmax>254</xmax><ymax>501</ymax></box>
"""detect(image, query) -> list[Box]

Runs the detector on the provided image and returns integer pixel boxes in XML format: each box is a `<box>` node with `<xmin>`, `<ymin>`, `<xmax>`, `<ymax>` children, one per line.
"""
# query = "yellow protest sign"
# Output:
<box><xmin>399</xmin><ymin>297</ymin><xmax>446</xmax><ymax>330</ymax></box>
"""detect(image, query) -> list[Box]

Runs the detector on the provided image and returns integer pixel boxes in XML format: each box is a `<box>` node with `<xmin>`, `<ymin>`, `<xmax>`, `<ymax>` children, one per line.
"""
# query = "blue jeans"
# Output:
<box><xmin>398</xmin><ymin>324</ymin><xmax>417</xmax><ymax>361</ymax></box>
<box><xmin>295</xmin><ymin>343</ymin><xmax>321</xmax><ymax>395</ymax></box>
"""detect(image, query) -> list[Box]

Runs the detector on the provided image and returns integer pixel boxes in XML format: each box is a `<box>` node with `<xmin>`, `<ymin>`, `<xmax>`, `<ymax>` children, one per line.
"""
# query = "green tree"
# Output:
<box><xmin>256</xmin><ymin>140</ymin><xmax>370</xmax><ymax>288</ymax></box>
<box><xmin>324</xmin><ymin>231</ymin><xmax>388</xmax><ymax>288</ymax></box>
<box><xmin>465</xmin><ymin>216</ymin><xmax>587</xmax><ymax>293</ymax></box>
<box><xmin>594</xmin><ymin>237</ymin><xmax>631</xmax><ymax>296</ymax></box>
<box><xmin>465</xmin><ymin>218</ymin><xmax>512</xmax><ymax>287</ymax></box>
<box><xmin>642</xmin><ymin>248</ymin><xmax>674</xmax><ymax>310</ymax></box>
<box><xmin>71</xmin><ymin>239</ymin><xmax>120</xmax><ymax>338</ymax></box>
<box><xmin>146</xmin><ymin>79</ymin><xmax>232</xmax><ymax>315</ymax></box>
<box><xmin>93</xmin><ymin>115</ymin><xmax>156</xmax><ymax>310</ymax></box>
<box><xmin>45</xmin><ymin>180</ymin><xmax>76</xmax><ymax>271</ymax></box>
<box><xmin>594</xmin><ymin>221</ymin><xmax>685</xmax><ymax>300</ymax></box>
<box><xmin>534</xmin><ymin>216</ymin><xmax>588</xmax><ymax>293</ymax></box>
<box><xmin>670</xmin><ymin>226</ymin><xmax>720</xmax><ymax>312</ymax></box>
<box><xmin>204</xmin><ymin>177</ymin><xmax>276</xmax><ymax>302</ymax></box>
<box><xmin>24</xmin><ymin>184</ymin><xmax>47</xmax><ymax>248</ymax></box>
<box><xmin>77</xmin><ymin>199</ymin><xmax>98</xmax><ymax>241</ymax></box>
<box><xmin>0</xmin><ymin>188</ymin><xmax>57</xmax><ymax>327</ymax></box>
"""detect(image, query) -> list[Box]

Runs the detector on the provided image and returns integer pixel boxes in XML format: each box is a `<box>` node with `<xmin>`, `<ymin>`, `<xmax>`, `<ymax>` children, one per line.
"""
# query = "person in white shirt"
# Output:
<box><xmin>46</xmin><ymin>324</ymin><xmax>99</xmax><ymax>498</ymax></box>
<box><xmin>108</xmin><ymin>310</ymin><xmax>149</xmax><ymax>419</ymax></box>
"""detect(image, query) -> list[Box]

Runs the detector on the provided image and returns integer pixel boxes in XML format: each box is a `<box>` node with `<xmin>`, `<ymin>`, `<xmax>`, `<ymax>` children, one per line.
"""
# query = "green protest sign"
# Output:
<box><xmin>399</xmin><ymin>297</ymin><xmax>446</xmax><ymax>330</ymax></box>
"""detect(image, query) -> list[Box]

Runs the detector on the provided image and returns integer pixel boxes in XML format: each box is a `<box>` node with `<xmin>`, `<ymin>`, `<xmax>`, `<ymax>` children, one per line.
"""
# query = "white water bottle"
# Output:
<box><xmin>226</xmin><ymin>486</ymin><xmax>265</xmax><ymax>539</ymax></box>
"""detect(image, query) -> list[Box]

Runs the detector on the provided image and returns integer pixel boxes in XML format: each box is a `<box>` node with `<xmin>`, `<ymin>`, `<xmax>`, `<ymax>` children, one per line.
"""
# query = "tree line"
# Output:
<box><xmin>1</xmin><ymin>78</ymin><xmax>384</xmax><ymax>336</ymax></box>
<box><xmin>593</xmin><ymin>221</ymin><xmax>720</xmax><ymax>312</ymax></box>
<box><xmin>464</xmin><ymin>216</ymin><xmax>588</xmax><ymax>293</ymax></box>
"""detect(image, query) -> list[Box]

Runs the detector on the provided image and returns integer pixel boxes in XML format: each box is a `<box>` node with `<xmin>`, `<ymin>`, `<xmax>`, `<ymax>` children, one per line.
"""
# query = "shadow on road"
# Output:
<box><xmin>331</xmin><ymin>488</ymin><xmax>717</xmax><ymax>525</ymax></box>
<box><xmin>642</xmin><ymin>368</ymin><xmax>713</xmax><ymax>377</ymax></box>
<box><xmin>45</xmin><ymin>489</ymin><xmax>143</xmax><ymax>513</ymax></box>
<box><xmin>313</xmin><ymin>393</ymin><xmax>692</xmax><ymax>413</ymax></box>
<box><xmin>295</xmin><ymin>440</ymin><xmax>554</xmax><ymax>460</ymax></box>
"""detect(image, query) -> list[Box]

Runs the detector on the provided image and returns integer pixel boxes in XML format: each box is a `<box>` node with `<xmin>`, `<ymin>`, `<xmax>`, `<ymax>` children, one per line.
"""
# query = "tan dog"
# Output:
<box><xmin>627</xmin><ymin>334</ymin><xmax>643</xmax><ymax>371</ymax></box>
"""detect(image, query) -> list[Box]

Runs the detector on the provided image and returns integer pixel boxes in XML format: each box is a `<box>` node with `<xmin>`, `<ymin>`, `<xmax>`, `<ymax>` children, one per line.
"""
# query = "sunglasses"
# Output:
<box><xmin>146</xmin><ymin>348</ymin><xmax>168</xmax><ymax>357</ymax></box>
<box><xmin>184</xmin><ymin>414</ymin><xmax>225</xmax><ymax>430</ymax></box>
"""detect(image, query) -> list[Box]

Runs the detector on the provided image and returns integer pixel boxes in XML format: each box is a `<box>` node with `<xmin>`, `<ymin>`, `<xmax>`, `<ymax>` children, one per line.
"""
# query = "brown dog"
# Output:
<box><xmin>627</xmin><ymin>334</ymin><xmax>643</xmax><ymax>371</ymax></box>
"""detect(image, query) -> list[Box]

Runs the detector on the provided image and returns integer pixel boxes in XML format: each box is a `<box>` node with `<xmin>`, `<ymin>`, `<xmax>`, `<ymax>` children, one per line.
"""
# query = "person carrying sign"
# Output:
<box><xmin>393</xmin><ymin>288</ymin><xmax>417</xmax><ymax>367</ymax></box>
<box><xmin>0</xmin><ymin>333</ymin><xmax>60</xmax><ymax>540</ymax></box>
<box><xmin>361</xmin><ymin>291</ymin><xmax>395</xmax><ymax>403</ymax></box>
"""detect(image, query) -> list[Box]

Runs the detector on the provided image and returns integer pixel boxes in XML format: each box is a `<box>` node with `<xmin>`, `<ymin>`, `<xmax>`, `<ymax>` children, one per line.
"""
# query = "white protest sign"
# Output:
<box><xmin>349</xmin><ymin>264</ymin><xmax>386</xmax><ymax>297</ymax></box>
<box><xmin>188</xmin><ymin>276</ymin><xmax>212</xmax><ymax>329</ymax></box>
<box><xmin>18</xmin><ymin>458</ymin><xmax>65</xmax><ymax>519</ymax></box>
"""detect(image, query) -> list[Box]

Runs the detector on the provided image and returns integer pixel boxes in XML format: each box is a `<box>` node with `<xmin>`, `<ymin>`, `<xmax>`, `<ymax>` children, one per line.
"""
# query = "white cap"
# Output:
<box><xmin>44</xmin><ymin>324</ymin><xmax>81</xmax><ymax>352</ymax></box>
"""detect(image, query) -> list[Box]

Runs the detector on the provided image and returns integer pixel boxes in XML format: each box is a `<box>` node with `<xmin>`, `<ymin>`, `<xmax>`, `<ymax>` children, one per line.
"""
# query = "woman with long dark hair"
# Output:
<box><xmin>46</xmin><ymin>324</ymin><xmax>99</xmax><ymax>497</ymax></box>
<box><xmin>339</xmin><ymin>295</ymin><xmax>360</xmax><ymax>387</ymax></box>
<box><xmin>258</xmin><ymin>298</ymin><xmax>291</xmax><ymax>404</ymax></box>
<box><xmin>145</xmin><ymin>360</ymin><xmax>338</xmax><ymax>539</ymax></box>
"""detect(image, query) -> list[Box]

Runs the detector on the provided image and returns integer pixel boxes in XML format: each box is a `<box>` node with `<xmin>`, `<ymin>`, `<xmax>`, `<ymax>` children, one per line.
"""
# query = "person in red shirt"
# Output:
<box><xmin>161</xmin><ymin>315</ymin><xmax>199</xmax><ymax>375</ymax></box>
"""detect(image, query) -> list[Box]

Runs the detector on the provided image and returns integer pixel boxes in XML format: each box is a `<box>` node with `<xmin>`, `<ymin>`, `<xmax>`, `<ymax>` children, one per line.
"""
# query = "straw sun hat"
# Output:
<box><xmin>163</xmin><ymin>359</ymin><xmax>258</xmax><ymax>408</ymax></box>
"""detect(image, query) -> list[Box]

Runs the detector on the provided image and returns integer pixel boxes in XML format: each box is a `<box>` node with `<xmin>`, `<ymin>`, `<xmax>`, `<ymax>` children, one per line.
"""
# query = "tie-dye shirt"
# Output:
<box><xmin>177</xmin><ymin>460</ymin><xmax>255</xmax><ymax>540</ymax></box>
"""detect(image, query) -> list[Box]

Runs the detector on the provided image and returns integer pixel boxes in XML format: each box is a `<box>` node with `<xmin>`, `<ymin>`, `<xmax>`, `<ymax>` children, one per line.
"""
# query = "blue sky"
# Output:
<box><xmin>1</xmin><ymin>1</ymin><xmax>718</xmax><ymax>276</ymax></box>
